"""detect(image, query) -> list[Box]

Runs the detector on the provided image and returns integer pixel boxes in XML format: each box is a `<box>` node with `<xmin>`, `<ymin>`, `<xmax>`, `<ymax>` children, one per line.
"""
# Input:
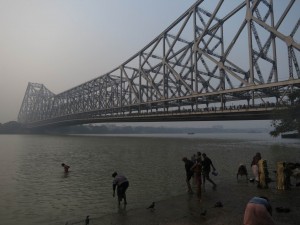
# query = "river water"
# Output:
<box><xmin>0</xmin><ymin>133</ymin><xmax>299</xmax><ymax>225</ymax></box>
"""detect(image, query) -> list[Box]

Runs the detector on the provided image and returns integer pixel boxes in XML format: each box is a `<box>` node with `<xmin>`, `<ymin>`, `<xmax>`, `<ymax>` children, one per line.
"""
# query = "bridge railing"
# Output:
<box><xmin>23</xmin><ymin>101</ymin><xmax>289</xmax><ymax>128</ymax></box>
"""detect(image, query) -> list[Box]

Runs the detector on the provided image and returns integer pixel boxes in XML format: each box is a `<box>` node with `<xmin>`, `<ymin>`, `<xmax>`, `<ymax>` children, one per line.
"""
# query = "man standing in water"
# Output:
<box><xmin>112</xmin><ymin>172</ymin><xmax>129</xmax><ymax>206</ymax></box>
<box><xmin>182</xmin><ymin>157</ymin><xmax>194</xmax><ymax>193</ymax></box>
<box><xmin>202</xmin><ymin>153</ymin><xmax>217</xmax><ymax>189</ymax></box>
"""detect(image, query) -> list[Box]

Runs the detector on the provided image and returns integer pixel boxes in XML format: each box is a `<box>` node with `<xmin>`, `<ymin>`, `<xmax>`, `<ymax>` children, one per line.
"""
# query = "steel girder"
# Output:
<box><xmin>18</xmin><ymin>0</ymin><xmax>300</xmax><ymax>127</ymax></box>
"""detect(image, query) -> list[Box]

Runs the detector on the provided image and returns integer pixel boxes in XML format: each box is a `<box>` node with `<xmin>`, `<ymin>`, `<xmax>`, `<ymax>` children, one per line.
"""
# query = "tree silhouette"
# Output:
<box><xmin>270</xmin><ymin>90</ymin><xmax>300</xmax><ymax>137</ymax></box>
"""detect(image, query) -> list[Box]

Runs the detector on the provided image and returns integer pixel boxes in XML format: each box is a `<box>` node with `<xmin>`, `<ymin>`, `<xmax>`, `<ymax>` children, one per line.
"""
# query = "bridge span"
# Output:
<box><xmin>18</xmin><ymin>0</ymin><xmax>300</xmax><ymax>128</ymax></box>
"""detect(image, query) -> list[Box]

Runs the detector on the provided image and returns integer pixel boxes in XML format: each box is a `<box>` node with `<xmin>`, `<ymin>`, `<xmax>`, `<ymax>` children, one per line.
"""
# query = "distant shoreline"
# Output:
<box><xmin>0</xmin><ymin>121</ymin><xmax>270</xmax><ymax>135</ymax></box>
<box><xmin>1</xmin><ymin>121</ymin><xmax>297</xmax><ymax>138</ymax></box>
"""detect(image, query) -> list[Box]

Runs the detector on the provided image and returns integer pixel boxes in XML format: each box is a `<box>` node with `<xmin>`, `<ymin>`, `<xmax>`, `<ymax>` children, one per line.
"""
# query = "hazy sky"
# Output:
<box><xmin>0</xmin><ymin>0</ymin><xmax>298</xmax><ymax>129</ymax></box>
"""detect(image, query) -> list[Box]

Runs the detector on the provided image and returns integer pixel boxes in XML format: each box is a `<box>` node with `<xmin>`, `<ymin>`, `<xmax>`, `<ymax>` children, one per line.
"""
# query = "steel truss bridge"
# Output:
<box><xmin>18</xmin><ymin>0</ymin><xmax>300</xmax><ymax>128</ymax></box>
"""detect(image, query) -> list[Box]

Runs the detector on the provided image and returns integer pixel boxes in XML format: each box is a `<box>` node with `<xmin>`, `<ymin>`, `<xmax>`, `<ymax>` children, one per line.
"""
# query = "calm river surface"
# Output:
<box><xmin>0</xmin><ymin>133</ymin><xmax>299</xmax><ymax>225</ymax></box>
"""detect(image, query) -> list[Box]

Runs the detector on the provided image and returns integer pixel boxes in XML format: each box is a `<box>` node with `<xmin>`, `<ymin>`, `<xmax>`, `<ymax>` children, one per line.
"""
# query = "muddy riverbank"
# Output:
<box><xmin>89</xmin><ymin>180</ymin><xmax>299</xmax><ymax>225</ymax></box>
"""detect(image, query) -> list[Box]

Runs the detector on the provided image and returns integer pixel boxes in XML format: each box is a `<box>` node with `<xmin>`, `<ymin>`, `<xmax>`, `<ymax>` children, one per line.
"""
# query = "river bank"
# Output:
<box><xmin>88</xmin><ymin>181</ymin><xmax>300</xmax><ymax>225</ymax></box>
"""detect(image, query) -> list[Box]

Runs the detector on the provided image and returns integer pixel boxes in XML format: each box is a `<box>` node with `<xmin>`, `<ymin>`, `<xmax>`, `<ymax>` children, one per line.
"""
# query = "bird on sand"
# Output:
<box><xmin>147</xmin><ymin>202</ymin><xmax>155</xmax><ymax>210</ymax></box>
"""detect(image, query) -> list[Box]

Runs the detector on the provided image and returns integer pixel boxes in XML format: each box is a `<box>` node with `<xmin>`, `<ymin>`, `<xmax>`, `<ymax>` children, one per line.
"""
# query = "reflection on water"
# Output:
<box><xmin>0</xmin><ymin>133</ymin><xmax>299</xmax><ymax>225</ymax></box>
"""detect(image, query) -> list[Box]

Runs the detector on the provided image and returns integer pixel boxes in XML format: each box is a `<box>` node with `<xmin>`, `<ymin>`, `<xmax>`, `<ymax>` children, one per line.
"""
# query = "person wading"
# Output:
<box><xmin>61</xmin><ymin>163</ymin><xmax>70</xmax><ymax>173</ymax></box>
<box><xmin>112</xmin><ymin>172</ymin><xmax>129</xmax><ymax>206</ymax></box>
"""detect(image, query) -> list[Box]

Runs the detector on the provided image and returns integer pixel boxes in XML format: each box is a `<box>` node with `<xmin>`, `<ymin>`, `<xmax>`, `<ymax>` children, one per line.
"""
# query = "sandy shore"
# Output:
<box><xmin>86</xmin><ymin>181</ymin><xmax>299</xmax><ymax>225</ymax></box>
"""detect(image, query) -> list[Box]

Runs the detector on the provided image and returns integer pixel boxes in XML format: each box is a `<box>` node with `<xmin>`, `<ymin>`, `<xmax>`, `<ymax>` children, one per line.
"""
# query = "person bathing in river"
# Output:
<box><xmin>61</xmin><ymin>163</ymin><xmax>70</xmax><ymax>173</ymax></box>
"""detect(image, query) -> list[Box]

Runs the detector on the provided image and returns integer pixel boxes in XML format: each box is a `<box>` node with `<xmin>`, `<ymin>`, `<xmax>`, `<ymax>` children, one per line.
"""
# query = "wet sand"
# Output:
<box><xmin>91</xmin><ymin>181</ymin><xmax>300</xmax><ymax>225</ymax></box>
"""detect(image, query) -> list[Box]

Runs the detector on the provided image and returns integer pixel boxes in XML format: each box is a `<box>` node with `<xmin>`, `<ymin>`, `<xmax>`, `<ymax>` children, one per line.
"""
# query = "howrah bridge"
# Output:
<box><xmin>18</xmin><ymin>0</ymin><xmax>300</xmax><ymax>129</ymax></box>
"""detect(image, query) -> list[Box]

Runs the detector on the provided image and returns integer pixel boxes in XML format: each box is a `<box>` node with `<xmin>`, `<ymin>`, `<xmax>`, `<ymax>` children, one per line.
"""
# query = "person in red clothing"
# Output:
<box><xmin>61</xmin><ymin>163</ymin><xmax>70</xmax><ymax>173</ymax></box>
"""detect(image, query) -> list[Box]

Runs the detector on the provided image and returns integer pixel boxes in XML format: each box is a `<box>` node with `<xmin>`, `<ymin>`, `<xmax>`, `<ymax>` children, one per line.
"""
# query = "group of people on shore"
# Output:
<box><xmin>182</xmin><ymin>152</ymin><xmax>217</xmax><ymax>201</ymax></box>
<box><xmin>183</xmin><ymin>152</ymin><xmax>277</xmax><ymax>225</ymax></box>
